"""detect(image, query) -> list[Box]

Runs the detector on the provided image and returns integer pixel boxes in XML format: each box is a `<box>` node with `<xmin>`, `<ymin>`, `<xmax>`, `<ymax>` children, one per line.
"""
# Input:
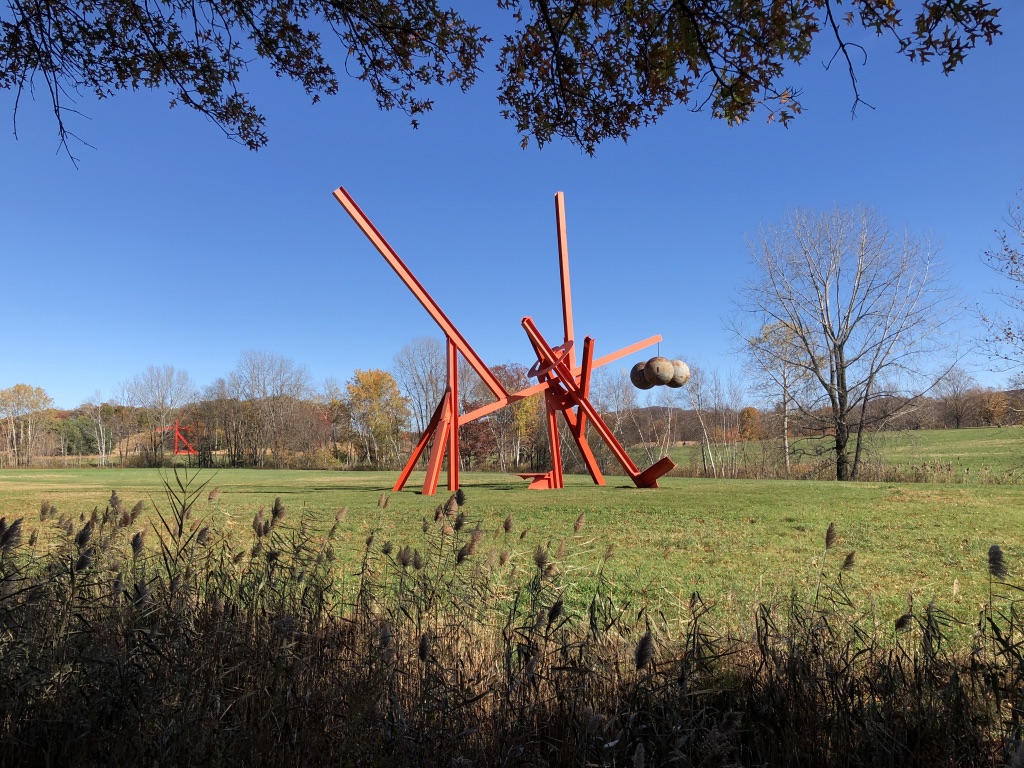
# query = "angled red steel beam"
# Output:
<box><xmin>521</xmin><ymin>317</ymin><xmax>675</xmax><ymax>487</ymax></box>
<box><xmin>458</xmin><ymin>334</ymin><xmax>663</xmax><ymax>425</ymax></box>
<box><xmin>446</xmin><ymin>337</ymin><xmax>459</xmax><ymax>492</ymax></box>
<box><xmin>555</xmin><ymin>192</ymin><xmax>576</xmax><ymax>371</ymax></box>
<box><xmin>393</xmin><ymin>393</ymin><xmax>448</xmax><ymax>491</ymax></box>
<box><xmin>333</xmin><ymin>186</ymin><xmax>508</xmax><ymax>401</ymax></box>
<box><xmin>422</xmin><ymin>391</ymin><xmax>453</xmax><ymax>496</ymax></box>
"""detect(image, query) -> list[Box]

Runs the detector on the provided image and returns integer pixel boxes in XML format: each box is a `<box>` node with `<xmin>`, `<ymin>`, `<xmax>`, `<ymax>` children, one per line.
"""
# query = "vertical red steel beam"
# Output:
<box><xmin>554</xmin><ymin>192</ymin><xmax>577</xmax><ymax>371</ymax></box>
<box><xmin>574</xmin><ymin>336</ymin><xmax>595</xmax><ymax>439</ymax></box>
<box><xmin>446</xmin><ymin>337</ymin><xmax>460</xmax><ymax>491</ymax></box>
<box><xmin>543</xmin><ymin>389</ymin><xmax>565</xmax><ymax>488</ymax></box>
<box><xmin>333</xmin><ymin>187</ymin><xmax>509</xmax><ymax>401</ymax></box>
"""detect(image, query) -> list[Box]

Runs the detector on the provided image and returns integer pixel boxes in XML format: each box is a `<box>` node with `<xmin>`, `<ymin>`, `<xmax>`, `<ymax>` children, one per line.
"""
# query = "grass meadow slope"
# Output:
<box><xmin>3</xmin><ymin>428</ymin><xmax>1024</xmax><ymax>765</ymax></box>
<box><xmin>2</xmin><ymin>465</ymin><xmax>1021</xmax><ymax>629</ymax></box>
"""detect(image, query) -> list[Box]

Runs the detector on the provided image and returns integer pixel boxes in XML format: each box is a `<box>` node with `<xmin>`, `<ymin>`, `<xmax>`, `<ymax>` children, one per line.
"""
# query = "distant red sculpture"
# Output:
<box><xmin>333</xmin><ymin>186</ymin><xmax>675</xmax><ymax>495</ymax></box>
<box><xmin>157</xmin><ymin>419</ymin><xmax>198</xmax><ymax>456</ymax></box>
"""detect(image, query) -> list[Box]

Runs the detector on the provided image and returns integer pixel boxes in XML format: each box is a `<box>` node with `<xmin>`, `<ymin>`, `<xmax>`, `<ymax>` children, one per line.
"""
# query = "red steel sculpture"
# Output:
<box><xmin>157</xmin><ymin>419</ymin><xmax>198</xmax><ymax>456</ymax></box>
<box><xmin>333</xmin><ymin>187</ymin><xmax>676</xmax><ymax>495</ymax></box>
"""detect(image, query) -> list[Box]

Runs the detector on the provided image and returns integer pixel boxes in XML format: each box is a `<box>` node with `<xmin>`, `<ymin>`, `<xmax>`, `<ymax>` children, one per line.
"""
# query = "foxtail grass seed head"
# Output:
<box><xmin>381</xmin><ymin>540</ymin><xmax>394</xmax><ymax>556</ymax></box>
<box><xmin>533</xmin><ymin>544</ymin><xmax>549</xmax><ymax>570</ymax></box>
<box><xmin>271</xmin><ymin>497</ymin><xmax>286</xmax><ymax>522</ymax></box>
<box><xmin>336</xmin><ymin>507</ymin><xmax>347</xmax><ymax>522</ymax></box>
<box><xmin>109</xmin><ymin>490</ymin><xmax>122</xmax><ymax>512</ymax></box>
<box><xmin>547</xmin><ymin>598</ymin><xmax>564</xmax><ymax>627</ymax></box>
<box><xmin>895</xmin><ymin>613</ymin><xmax>914</xmax><ymax>632</ymax></box>
<box><xmin>499</xmin><ymin>550</ymin><xmax>510</xmax><ymax>566</ymax></box>
<box><xmin>519</xmin><ymin>529</ymin><xmax>529</xmax><ymax>540</ymax></box>
<box><xmin>604</xmin><ymin>544</ymin><xmax>616</xmax><ymax>561</ymax></box>
<box><xmin>252</xmin><ymin>510</ymin><xmax>265</xmax><ymax>538</ymax></box>
<box><xmin>131</xmin><ymin>531</ymin><xmax>144</xmax><ymax>556</ymax></box>
<box><xmin>197</xmin><ymin>526</ymin><xmax>211</xmax><ymax>546</ymax></box>
<box><xmin>208</xmin><ymin>487</ymin><xmax>222</xmax><ymax>502</ymax></box>
<box><xmin>635</xmin><ymin>629</ymin><xmax>654</xmax><ymax>670</ymax></box>
<box><xmin>0</xmin><ymin>518</ymin><xmax>23</xmax><ymax>552</ymax></box>
<box><xmin>378</xmin><ymin>492</ymin><xmax>387</xmax><ymax>508</ymax></box>
<box><xmin>574</xmin><ymin>513</ymin><xmax>586</xmax><ymax>533</ymax></box>
<box><xmin>397</xmin><ymin>545</ymin><xmax>412</xmax><ymax>568</ymax></box>
<box><xmin>445</xmin><ymin>495</ymin><xmax>459</xmax><ymax>516</ymax></box>
<box><xmin>28</xmin><ymin>529</ymin><xmax>37</xmax><ymax>547</ymax></box>
<box><xmin>825</xmin><ymin>522</ymin><xmax>837</xmax><ymax>550</ymax></box>
<box><xmin>39</xmin><ymin>500</ymin><xmax>52</xmax><ymax>521</ymax></box>
<box><xmin>133</xmin><ymin>582</ymin><xmax>151</xmax><ymax>608</ymax></box>
<box><xmin>442</xmin><ymin>524</ymin><xmax>454</xmax><ymax>537</ymax></box>
<box><xmin>413</xmin><ymin>549</ymin><xmax>424</xmax><ymax>570</ymax></box>
<box><xmin>76</xmin><ymin>521</ymin><xmax>93</xmax><ymax>548</ymax></box>
<box><xmin>130</xmin><ymin>501</ymin><xmax>143</xmax><ymax>521</ymax></box>
<box><xmin>382</xmin><ymin>495</ymin><xmax>390</xmax><ymax>510</ymax></box>
<box><xmin>504</xmin><ymin>514</ymin><xmax>514</xmax><ymax>533</ymax></box>
<box><xmin>454</xmin><ymin>511</ymin><xmax>466</xmax><ymax>532</ymax></box>
<box><xmin>556</xmin><ymin>539</ymin><xmax>566</xmax><ymax>560</ymax></box>
<box><xmin>422</xmin><ymin>517</ymin><xmax>430</xmax><ymax>533</ymax></box>
<box><xmin>118</xmin><ymin>513</ymin><xmax>130</xmax><ymax>528</ymax></box>
<box><xmin>989</xmin><ymin>544</ymin><xmax>1008</xmax><ymax>579</ymax></box>
<box><xmin>455</xmin><ymin>488</ymin><xmax>466</xmax><ymax>506</ymax></box>
<box><xmin>434</xmin><ymin>504</ymin><xmax>444</xmax><ymax>522</ymax></box>
<box><xmin>233</xmin><ymin>550</ymin><xmax>246</xmax><ymax>564</ymax></box>
<box><xmin>842</xmin><ymin>550</ymin><xmax>856</xmax><ymax>572</ymax></box>
<box><xmin>418</xmin><ymin>632</ymin><xmax>431</xmax><ymax>663</ymax></box>
<box><xmin>75</xmin><ymin>547</ymin><xmax>94</xmax><ymax>572</ymax></box>
<box><xmin>365</xmin><ymin>533</ymin><xmax>375</xmax><ymax>549</ymax></box>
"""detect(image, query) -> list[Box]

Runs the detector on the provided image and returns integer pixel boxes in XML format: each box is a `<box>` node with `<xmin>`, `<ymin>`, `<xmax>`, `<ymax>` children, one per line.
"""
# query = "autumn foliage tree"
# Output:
<box><xmin>0</xmin><ymin>384</ymin><xmax>53</xmax><ymax>466</ymax></box>
<box><xmin>346</xmin><ymin>369</ymin><xmax>410</xmax><ymax>469</ymax></box>
<box><xmin>0</xmin><ymin>0</ymin><xmax>1002</xmax><ymax>157</ymax></box>
<box><xmin>739</xmin><ymin>407</ymin><xmax>765</xmax><ymax>442</ymax></box>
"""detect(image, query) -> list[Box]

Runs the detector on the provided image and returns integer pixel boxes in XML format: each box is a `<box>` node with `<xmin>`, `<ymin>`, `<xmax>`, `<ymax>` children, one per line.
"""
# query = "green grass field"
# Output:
<box><xmin>666</xmin><ymin>425</ymin><xmax>1024</xmax><ymax>481</ymax></box>
<box><xmin>3</xmin><ymin>464</ymin><xmax>1021</xmax><ymax>635</ymax></box>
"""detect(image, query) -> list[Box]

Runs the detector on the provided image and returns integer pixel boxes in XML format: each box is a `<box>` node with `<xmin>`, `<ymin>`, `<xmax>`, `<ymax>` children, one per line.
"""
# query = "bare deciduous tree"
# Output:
<box><xmin>392</xmin><ymin>337</ymin><xmax>446</xmax><ymax>434</ymax></box>
<box><xmin>742</xmin><ymin>323</ymin><xmax>815</xmax><ymax>475</ymax></box>
<box><xmin>935</xmin><ymin>365</ymin><xmax>980</xmax><ymax>428</ymax></box>
<box><xmin>980</xmin><ymin>188</ymin><xmax>1024</xmax><ymax>368</ymax></box>
<box><xmin>737</xmin><ymin>206</ymin><xmax>952</xmax><ymax>480</ymax></box>
<box><xmin>121</xmin><ymin>365</ymin><xmax>196</xmax><ymax>463</ymax></box>
<box><xmin>227</xmin><ymin>350</ymin><xmax>312</xmax><ymax>466</ymax></box>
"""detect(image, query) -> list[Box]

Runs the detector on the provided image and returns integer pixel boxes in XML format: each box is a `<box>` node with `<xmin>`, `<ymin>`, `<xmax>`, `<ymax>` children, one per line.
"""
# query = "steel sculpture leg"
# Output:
<box><xmin>447</xmin><ymin>337</ymin><xmax>460</xmax><ymax>492</ymax></box>
<box><xmin>522</xmin><ymin>317</ymin><xmax>675</xmax><ymax>488</ymax></box>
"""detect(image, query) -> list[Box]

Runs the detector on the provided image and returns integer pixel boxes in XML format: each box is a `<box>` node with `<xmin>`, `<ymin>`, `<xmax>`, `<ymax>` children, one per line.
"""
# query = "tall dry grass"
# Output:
<box><xmin>0</xmin><ymin>471</ymin><xmax>1021</xmax><ymax>766</ymax></box>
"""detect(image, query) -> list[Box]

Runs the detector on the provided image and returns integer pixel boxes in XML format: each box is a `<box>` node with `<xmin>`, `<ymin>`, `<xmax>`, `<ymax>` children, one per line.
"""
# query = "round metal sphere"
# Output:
<box><xmin>630</xmin><ymin>362</ymin><xmax>655</xmax><ymax>390</ymax></box>
<box><xmin>666</xmin><ymin>360</ymin><xmax>690</xmax><ymax>388</ymax></box>
<box><xmin>644</xmin><ymin>356</ymin><xmax>674</xmax><ymax>386</ymax></box>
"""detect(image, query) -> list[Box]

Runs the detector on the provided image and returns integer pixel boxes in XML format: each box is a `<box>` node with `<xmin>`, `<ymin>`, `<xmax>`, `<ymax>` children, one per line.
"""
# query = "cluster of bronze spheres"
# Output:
<box><xmin>630</xmin><ymin>356</ymin><xmax>690</xmax><ymax>390</ymax></box>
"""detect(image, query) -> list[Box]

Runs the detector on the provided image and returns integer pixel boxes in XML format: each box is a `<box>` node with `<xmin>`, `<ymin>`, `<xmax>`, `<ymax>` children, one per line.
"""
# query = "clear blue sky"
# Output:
<box><xmin>3</xmin><ymin>5</ymin><xmax>1023</xmax><ymax>410</ymax></box>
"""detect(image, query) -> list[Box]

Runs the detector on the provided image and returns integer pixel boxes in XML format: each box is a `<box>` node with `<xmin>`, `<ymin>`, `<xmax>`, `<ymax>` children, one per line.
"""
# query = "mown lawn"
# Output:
<box><xmin>2</xmin><ymin>466</ymin><xmax>1020</xmax><ymax>637</ymax></box>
